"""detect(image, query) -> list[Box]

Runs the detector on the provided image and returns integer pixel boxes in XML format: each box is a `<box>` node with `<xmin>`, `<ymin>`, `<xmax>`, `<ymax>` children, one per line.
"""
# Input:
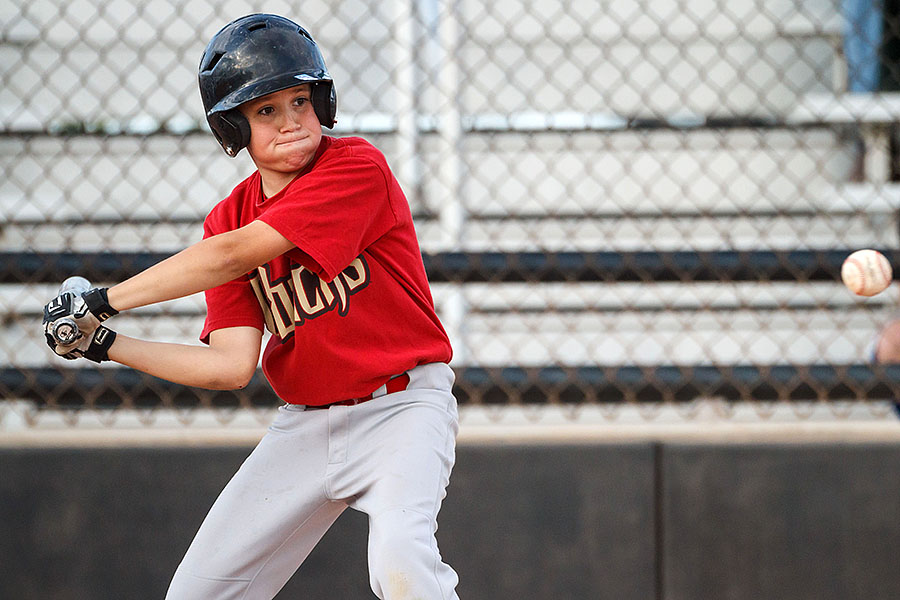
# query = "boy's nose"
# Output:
<box><xmin>280</xmin><ymin>108</ymin><xmax>303</xmax><ymax>129</ymax></box>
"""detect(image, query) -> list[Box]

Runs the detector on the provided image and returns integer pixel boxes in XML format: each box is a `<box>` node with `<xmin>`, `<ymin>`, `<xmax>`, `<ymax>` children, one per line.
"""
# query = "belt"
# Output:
<box><xmin>305</xmin><ymin>373</ymin><xmax>411</xmax><ymax>410</ymax></box>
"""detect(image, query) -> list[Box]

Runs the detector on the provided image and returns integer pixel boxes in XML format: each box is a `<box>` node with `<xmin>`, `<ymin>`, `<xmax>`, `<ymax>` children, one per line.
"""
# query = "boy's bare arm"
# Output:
<box><xmin>875</xmin><ymin>319</ymin><xmax>900</xmax><ymax>364</ymax></box>
<box><xmin>108</xmin><ymin>326</ymin><xmax>263</xmax><ymax>390</ymax></box>
<box><xmin>107</xmin><ymin>220</ymin><xmax>294</xmax><ymax>312</ymax></box>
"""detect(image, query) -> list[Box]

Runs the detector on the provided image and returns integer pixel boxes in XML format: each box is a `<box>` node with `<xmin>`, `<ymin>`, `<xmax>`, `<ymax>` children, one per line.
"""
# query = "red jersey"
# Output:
<box><xmin>200</xmin><ymin>136</ymin><xmax>452</xmax><ymax>405</ymax></box>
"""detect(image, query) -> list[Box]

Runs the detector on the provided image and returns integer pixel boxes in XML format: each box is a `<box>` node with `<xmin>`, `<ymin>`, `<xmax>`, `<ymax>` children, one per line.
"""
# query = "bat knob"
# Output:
<box><xmin>52</xmin><ymin>318</ymin><xmax>80</xmax><ymax>346</ymax></box>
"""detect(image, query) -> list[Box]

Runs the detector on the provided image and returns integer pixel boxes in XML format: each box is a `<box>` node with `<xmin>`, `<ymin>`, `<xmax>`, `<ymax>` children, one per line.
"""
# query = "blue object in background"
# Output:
<box><xmin>844</xmin><ymin>0</ymin><xmax>885</xmax><ymax>91</ymax></box>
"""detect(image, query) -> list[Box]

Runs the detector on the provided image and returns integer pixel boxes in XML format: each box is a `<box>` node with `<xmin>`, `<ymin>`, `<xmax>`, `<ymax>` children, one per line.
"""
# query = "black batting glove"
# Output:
<box><xmin>81</xmin><ymin>287</ymin><xmax>119</xmax><ymax>322</ymax></box>
<box><xmin>54</xmin><ymin>325</ymin><xmax>118</xmax><ymax>363</ymax></box>
<box><xmin>43</xmin><ymin>287</ymin><xmax>119</xmax><ymax>351</ymax></box>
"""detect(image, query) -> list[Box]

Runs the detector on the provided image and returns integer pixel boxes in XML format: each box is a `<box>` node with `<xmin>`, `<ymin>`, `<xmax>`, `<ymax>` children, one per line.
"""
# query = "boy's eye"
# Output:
<box><xmin>295</xmin><ymin>97</ymin><xmax>309</xmax><ymax>106</ymax></box>
<box><xmin>258</xmin><ymin>106</ymin><xmax>274</xmax><ymax>116</ymax></box>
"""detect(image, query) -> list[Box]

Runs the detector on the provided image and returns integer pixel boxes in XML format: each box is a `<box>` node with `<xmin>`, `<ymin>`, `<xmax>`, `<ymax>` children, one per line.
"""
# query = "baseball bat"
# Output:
<box><xmin>51</xmin><ymin>276</ymin><xmax>92</xmax><ymax>345</ymax></box>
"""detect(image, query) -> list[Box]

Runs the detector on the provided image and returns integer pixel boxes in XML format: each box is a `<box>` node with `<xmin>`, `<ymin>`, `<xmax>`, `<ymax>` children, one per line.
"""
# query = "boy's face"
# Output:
<box><xmin>238</xmin><ymin>84</ymin><xmax>323</xmax><ymax>181</ymax></box>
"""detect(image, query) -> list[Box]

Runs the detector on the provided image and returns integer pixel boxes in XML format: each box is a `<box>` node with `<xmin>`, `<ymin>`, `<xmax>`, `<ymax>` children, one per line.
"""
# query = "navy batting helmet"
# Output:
<box><xmin>199</xmin><ymin>14</ymin><xmax>337</xmax><ymax>157</ymax></box>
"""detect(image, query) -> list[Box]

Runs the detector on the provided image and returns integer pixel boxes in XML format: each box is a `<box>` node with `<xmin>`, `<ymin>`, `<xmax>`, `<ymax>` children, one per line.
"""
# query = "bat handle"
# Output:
<box><xmin>58</xmin><ymin>275</ymin><xmax>92</xmax><ymax>296</ymax></box>
<box><xmin>52</xmin><ymin>276</ymin><xmax>93</xmax><ymax>345</ymax></box>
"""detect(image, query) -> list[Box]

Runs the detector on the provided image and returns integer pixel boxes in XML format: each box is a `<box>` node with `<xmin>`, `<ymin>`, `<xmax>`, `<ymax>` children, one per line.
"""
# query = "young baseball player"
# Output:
<box><xmin>42</xmin><ymin>14</ymin><xmax>460</xmax><ymax>599</ymax></box>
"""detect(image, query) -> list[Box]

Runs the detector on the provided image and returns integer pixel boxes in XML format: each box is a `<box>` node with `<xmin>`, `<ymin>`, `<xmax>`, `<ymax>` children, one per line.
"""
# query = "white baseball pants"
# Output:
<box><xmin>165</xmin><ymin>362</ymin><xmax>460</xmax><ymax>600</ymax></box>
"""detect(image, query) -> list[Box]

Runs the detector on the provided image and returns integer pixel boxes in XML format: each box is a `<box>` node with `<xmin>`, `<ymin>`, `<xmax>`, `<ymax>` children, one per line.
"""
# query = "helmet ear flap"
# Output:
<box><xmin>209</xmin><ymin>110</ymin><xmax>251</xmax><ymax>157</ymax></box>
<box><xmin>312</xmin><ymin>81</ymin><xmax>337</xmax><ymax>129</ymax></box>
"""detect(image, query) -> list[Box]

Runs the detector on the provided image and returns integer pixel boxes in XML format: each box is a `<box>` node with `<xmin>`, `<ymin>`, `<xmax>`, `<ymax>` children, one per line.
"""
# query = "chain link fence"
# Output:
<box><xmin>3</xmin><ymin>0</ymin><xmax>900</xmax><ymax>422</ymax></box>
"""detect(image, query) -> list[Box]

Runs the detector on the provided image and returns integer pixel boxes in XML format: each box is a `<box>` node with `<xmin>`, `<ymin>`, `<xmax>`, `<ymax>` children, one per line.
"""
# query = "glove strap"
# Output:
<box><xmin>83</xmin><ymin>288</ymin><xmax>119</xmax><ymax>322</ymax></box>
<box><xmin>82</xmin><ymin>326</ymin><xmax>117</xmax><ymax>363</ymax></box>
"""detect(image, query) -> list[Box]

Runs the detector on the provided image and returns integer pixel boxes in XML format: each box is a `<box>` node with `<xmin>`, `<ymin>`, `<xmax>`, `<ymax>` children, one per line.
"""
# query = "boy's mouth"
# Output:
<box><xmin>277</xmin><ymin>135</ymin><xmax>308</xmax><ymax>146</ymax></box>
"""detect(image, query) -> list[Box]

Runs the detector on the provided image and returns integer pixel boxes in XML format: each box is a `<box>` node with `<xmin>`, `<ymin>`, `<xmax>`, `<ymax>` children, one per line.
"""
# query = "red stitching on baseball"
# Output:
<box><xmin>877</xmin><ymin>253</ymin><xmax>891</xmax><ymax>283</ymax></box>
<box><xmin>849</xmin><ymin>257</ymin><xmax>866</xmax><ymax>293</ymax></box>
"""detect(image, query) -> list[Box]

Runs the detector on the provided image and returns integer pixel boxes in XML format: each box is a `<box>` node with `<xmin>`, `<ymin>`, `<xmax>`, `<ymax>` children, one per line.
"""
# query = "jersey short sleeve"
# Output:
<box><xmin>199</xmin><ymin>193</ymin><xmax>265</xmax><ymax>344</ymax></box>
<box><xmin>256</xmin><ymin>140</ymin><xmax>399</xmax><ymax>282</ymax></box>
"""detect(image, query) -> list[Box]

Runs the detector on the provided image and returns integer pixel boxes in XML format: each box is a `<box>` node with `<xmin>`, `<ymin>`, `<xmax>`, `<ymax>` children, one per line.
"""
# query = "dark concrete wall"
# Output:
<box><xmin>661</xmin><ymin>443</ymin><xmax>900</xmax><ymax>600</ymax></box>
<box><xmin>441</xmin><ymin>445</ymin><xmax>657</xmax><ymax>600</ymax></box>
<box><xmin>2</xmin><ymin>442</ymin><xmax>899</xmax><ymax>600</ymax></box>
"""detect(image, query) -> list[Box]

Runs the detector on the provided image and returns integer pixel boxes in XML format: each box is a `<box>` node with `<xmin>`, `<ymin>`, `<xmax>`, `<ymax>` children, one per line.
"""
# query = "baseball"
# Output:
<box><xmin>841</xmin><ymin>249</ymin><xmax>892</xmax><ymax>296</ymax></box>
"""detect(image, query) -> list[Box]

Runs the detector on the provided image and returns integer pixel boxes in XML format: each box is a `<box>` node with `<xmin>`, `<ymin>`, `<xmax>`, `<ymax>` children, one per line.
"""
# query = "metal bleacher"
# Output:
<box><xmin>3</xmin><ymin>0</ymin><xmax>900</xmax><ymax>411</ymax></box>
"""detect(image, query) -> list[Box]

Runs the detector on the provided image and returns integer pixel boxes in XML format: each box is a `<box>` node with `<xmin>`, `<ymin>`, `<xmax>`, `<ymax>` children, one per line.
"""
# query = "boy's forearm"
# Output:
<box><xmin>108</xmin><ymin>334</ymin><xmax>255</xmax><ymax>390</ymax></box>
<box><xmin>104</xmin><ymin>221</ymin><xmax>293</xmax><ymax>313</ymax></box>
